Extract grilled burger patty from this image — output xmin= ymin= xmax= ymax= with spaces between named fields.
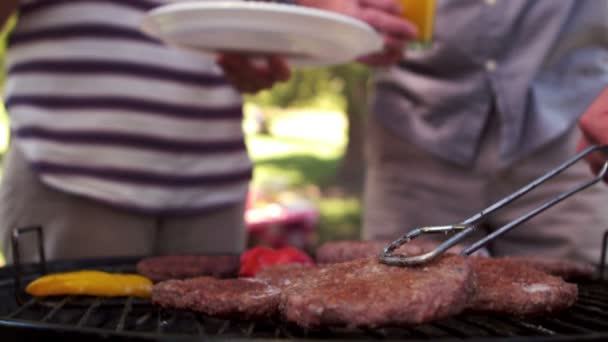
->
xmin=148 ymin=250 xmax=582 ymax=325
xmin=469 ymin=257 xmax=578 ymax=316
xmin=315 ymin=240 xmax=481 ymax=264
xmin=281 ymin=255 xmax=475 ymax=328
xmin=152 ymin=277 xmax=281 ymax=320
xmin=500 ymin=256 xmax=595 ymax=281
xmin=255 ymin=264 xmax=318 ymax=289
xmin=315 ymin=240 xmax=440 ymax=264
xmin=136 ymin=255 xmax=240 ymax=282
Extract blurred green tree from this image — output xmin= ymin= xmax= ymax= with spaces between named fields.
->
xmin=329 ymin=64 xmax=371 ymax=195
xmin=0 ymin=17 xmax=15 ymax=87
xmin=248 ymin=63 xmax=372 ymax=195
xmin=0 ymin=22 xmax=8 ymax=90
xmin=248 ymin=67 xmax=345 ymax=112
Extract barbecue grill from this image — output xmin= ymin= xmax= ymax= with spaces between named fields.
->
xmin=1 ymin=228 xmax=608 ymax=342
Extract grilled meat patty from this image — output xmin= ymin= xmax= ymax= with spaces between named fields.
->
xmin=152 ymin=277 xmax=281 ymax=320
xmin=315 ymin=240 xmax=439 ymax=264
xmin=500 ymin=256 xmax=595 ymax=281
xmin=136 ymin=255 xmax=240 ymax=282
xmin=281 ymin=255 xmax=475 ymax=328
xmin=469 ymin=257 xmax=578 ymax=316
xmin=315 ymin=240 xmax=481 ymax=264
xmin=255 ymin=263 xmax=318 ymax=289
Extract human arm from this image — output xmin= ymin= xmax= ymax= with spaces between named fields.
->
xmin=297 ymin=0 xmax=417 ymax=66
xmin=217 ymin=0 xmax=416 ymax=94
xmin=576 ymin=88 xmax=608 ymax=176
xmin=0 ymin=0 xmax=18 ymax=30
xmin=216 ymin=55 xmax=290 ymax=94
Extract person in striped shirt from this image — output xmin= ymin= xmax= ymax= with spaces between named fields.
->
xmin=0 ymin=0 xmax=415 ymax=263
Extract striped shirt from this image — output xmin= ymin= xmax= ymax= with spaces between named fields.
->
xmin=4 ymin=0 xmax=252 ymax=215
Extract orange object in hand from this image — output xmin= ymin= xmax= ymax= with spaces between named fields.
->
xmin=26 ymin=270 xmax=153 ymax=298
xmin=397 ymin=0 xmax=437 ymax=43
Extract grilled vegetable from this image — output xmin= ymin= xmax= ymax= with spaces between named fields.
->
xmin=26 ymin=270 xmax=152 ymax=298
xmin=239 ymin=246 xmax=314 ymax=277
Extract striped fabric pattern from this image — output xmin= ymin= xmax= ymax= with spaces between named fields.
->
xmin=4 ymin=0 xmax=252 ymax=215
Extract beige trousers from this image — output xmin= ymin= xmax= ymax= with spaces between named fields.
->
xmin=363 ymin=115 xmax=608 ymax=263
xmin=0 ymin=144 xmax=247 ymax=264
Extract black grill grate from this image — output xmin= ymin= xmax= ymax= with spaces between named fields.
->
xmin=1 ymin=228 xmax=608 ymax=341
xmin=1 ymin=259 xmax=608 ymax=342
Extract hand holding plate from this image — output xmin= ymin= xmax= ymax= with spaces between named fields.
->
xmin=217 ymin=54 xmax=291 ymax=94
xmin=299 ymin=0 xmax=417 ymax=66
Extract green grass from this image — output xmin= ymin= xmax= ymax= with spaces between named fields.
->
xmin=0 ymin=104 xmax=8 ymax=265
xmin=245 ymin=107 xmax=362 ymax=245
xmin=0 ymin=103 xmax=8 ymax=152
xmin=316 ymin=197 xmax=362 ymax=243
xmin=246 ymin=109 xmax=346 ymax=188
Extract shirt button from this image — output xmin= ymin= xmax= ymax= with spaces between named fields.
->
xmin=485 ymin=59 xmax=497 ymax=72
xmin=485 ymin=0 xmax=497 ymax=5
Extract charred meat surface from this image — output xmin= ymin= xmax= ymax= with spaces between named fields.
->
xmin=500 ymin=256 xmax=595 ymax=281
xmin=315 ymin=239 xmax=480 ymax=264
xmin=136 ymin=255 xmax=239 ymax=282
xmin=315 ymin=240 xmax=440 ymax=264
xmin=281 ymin=255 xmax=475 ymax=328
xmin=255 ymin=263 xmax=318 ymax=289
xmin=152 ymin=277 xmax=281 ymax=320
xmin=469 ymin=257 xmax=578 ymax=316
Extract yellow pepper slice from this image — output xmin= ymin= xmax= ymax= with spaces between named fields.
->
xmin=26 ymin=270 xmax=152 ymax=298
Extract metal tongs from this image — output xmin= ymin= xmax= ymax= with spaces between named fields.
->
xmin=380 ymin=145 xmax=608 ymax=267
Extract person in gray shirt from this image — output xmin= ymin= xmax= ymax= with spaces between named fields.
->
xmin=365 ymin=0 xmax=608 ymax=263
xmin=221 ymin=0 xmax=607 ymax=263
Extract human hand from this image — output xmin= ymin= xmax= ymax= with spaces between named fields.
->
xmin=217 ymin=54 xmax=291 ymax=94
xmin=299 ymin=0 xmax=417 ymax=66
xmin=576 ymin=88 xmax=608 ymax=177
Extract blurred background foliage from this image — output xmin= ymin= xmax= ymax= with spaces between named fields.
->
xmin=248 ymin=63 xmax=371 ymax=112
xmin=0 ymin=19 xmax=11 ymax=162
xmin=245 ymin=63 xmax=372 ymax=245
xmin=0 ymin=20 xmax=11 ymax=265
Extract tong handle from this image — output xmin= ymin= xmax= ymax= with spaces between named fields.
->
xmin=11 ymin=226 xmax=47 ymax=304
xmin=380 ymin=145 xmax=608 ymax=267
xmin=462 ymin=160 xmax=608 ymax=256
xmin=381 ymin=225 xmax=474 ymax=266
xmin=600 ymin=230 xmax=608 ymax=280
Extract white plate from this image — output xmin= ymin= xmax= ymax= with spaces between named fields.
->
xmin=140 ymin=1 xmax=383 ymax=67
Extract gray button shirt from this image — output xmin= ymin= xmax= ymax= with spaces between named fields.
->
xmin=373 ymin=0 xmax=608 ymax=167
